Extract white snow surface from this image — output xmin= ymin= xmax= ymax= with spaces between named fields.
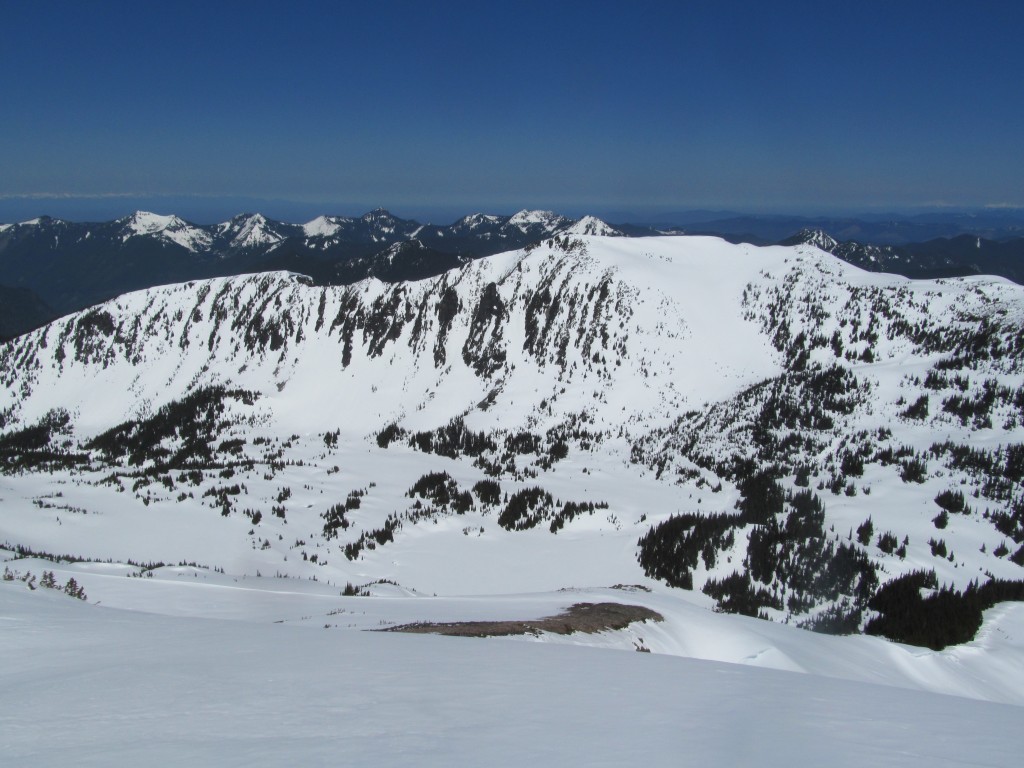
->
xmin=2 ymin=236 xmax=786 ymax=434
xmin=119 ymin=210 xmax=213 ymax=251
xmin=3 ymin=234 xmax=1024 ymax=763
xmin=562 ymin=215 xmax=623 ymax=236
xmin=507 ymin=208 xmax=570 ymax=233
xmin=302 ymin=214 xmax=349 ymax=238
xmin=217 ymin=213 xmax=284 ymax=249
xmin=0 ymin=579 xmax=1021 ymax=767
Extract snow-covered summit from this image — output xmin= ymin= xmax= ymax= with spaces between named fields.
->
xmin=506 ymin=209 xmax=571 ymax=234
xmin=217 ymin=213 xmax=286 ymax=250
xmin=455 ymin=213 xmax=502 ymax=231
xmin=118 ymin=211 xmax=212 ymax=252
xmin=0 ymin=236 xmax=786 ymax=434
xmin=8 ymin=233 xmax=1019 ymax=443
xmin=354 ymin=208 xmax=421 ymax=242
xmin=561 ymin=216 xmax=623 ymax=237
xmin=302 ymin=215 xmax=350 ymax=238
xmin=788 ymin=228 xmax=840 ymax=252
xmin=361 ymin=208 xmax=400 ymax=225
xmin=12 ymin=217 xmax=58 ymax=227
xmin=0 ymin=216 xmax=66 ymax=233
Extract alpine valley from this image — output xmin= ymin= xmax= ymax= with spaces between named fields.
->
xmin=3 ymin=226 xmax=1024 ymax=765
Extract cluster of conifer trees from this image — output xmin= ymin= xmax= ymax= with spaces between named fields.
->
xmin=866 ymin=570 xmax=1024 ymax=649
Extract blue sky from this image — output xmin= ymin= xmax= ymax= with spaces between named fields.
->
xmin=2 ymin=0 xmax=1022 ymax=223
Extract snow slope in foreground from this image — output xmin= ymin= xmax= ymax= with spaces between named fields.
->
xmin=8 ymin=549 xmax=1024 ymax=706
xmin=1 ymin=585 xmax=1020 ymax=768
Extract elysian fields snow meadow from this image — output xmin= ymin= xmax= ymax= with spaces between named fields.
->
xmin=3 ymin=228 xmax=1024 ymax=765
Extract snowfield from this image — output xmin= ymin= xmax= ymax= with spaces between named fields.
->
xmin=2 ymin=233 xmax=1024 ymax=763
xmin=2 ymin=583 xmax=1022 ymax=768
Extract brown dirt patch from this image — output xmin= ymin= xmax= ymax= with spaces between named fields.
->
xmin=382 ymin=602 xmax=662 ymax=638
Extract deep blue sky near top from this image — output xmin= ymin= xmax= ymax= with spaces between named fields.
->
xmin=1 ymin=0 xmax=1022 ymax=224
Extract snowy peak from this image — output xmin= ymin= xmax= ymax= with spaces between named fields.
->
xmin=361 ymin=209 xmax=393 ymax=229
xmin=506 ymin=209 xmax=572 ymax=235
xmin=360 ymin=208 xmax=399 ymax=227
xmin=121 ymin=211 xmax=182 ymax=236
xmin=1 ymin=237 xmax=772 ymax=436
xmin=561 ymin=215 xmax=623 ymax=237
xmin=500 ymin=211 xmax=619 ymax=239
xmin=10 ymin=216 xmax=62 ymax=228
xmin=1 ymin=219 xmax=49 ymax=232
xmin=780 ymin=229 xmax=925 ymax=276
xmin=302 ymin=215 xmax=351 ymax=238
xmin=118 ymin=211 xmax=212 ymax=252
xmin=454 ymin=213 xmax=502 ymax=231
xmin=787 ymin=228 xmax=840 ymax=252
xmin=351 ymin=208 xmax=421 ymax=243
xmin=443 ymin=213 xmax=507 ymax=240
xmin=217 ymin=213 xmax=290 ymax=251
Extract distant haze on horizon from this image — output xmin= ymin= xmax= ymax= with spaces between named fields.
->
xmin=2 ymin=1 xmax=1022 ymax=220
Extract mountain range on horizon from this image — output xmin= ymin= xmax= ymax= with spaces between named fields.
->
xmin=0 ymin=208 xmax=622 ymax=320
xmin=4 ymin=207 xmax=1024 ymax=344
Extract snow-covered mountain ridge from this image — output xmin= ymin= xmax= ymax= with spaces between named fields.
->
xmin=3 ymin=207 xmax=601 ymax=253
xmin=119 ymin=211 xmax=213 ymax=252
xmin=782 ymin=227 xmax=1024 ymax=283
xmin=2 ymin=234 xmax=1024 ymax=655
xmin=0 ymin=208 xmax=621 ymax=316
xmin=0 ymin=235 xmax=786 ymax=434
xmin=6 ymin=208 xmax=1024 ymax=324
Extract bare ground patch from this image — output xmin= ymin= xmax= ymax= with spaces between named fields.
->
xmin=382 ymin=602 xmax=662 ymax=638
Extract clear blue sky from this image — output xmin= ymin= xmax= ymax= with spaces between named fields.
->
xmin=2 ymin=0 xmax=1022 ymax=223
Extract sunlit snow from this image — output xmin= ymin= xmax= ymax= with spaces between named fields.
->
xmin=119 ymin=210 xmax=213 ymax=251
xmin=2 ymin=233 xmax=1024 ymax=764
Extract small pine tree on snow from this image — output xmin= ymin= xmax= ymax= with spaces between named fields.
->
xmin=856 ymin=517 xmax=874 ymax=546
xmin=63 ymin=577 xmax=86 ymax=600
